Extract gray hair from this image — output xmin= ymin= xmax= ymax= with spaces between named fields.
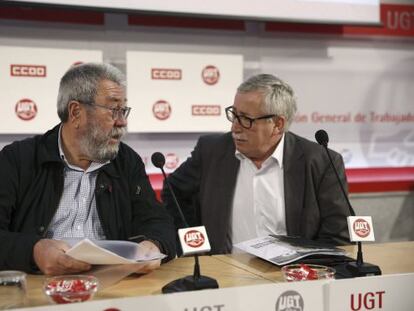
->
xmin=237 ymin=74 xmax=297 ymax=131
xmin=57 ymin=63 xmax=126 ymax=122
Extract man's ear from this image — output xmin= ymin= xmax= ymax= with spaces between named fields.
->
xmin=67 ymin=100 xmax=82 ymax=127
xmin=272 ymin=116 xmax=285 ymax=136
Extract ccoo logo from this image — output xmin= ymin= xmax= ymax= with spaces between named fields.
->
xmin=10 ymin=64 xmax=46 ymax=77
xmin=276 ymin=290 xmax=304 ymax=311
xmin=184 ymin=230 xmax=205 ymax=248
xmin=353 ymin=218 xmax=371 ymax=238
xmin=15 ymin=98 xmax=38 ymax=121
xmin=191 ymin=105 xmax=221 ymax=116
xmin=152 ymin=100 xmax=171 ymax=120
xmin=151 ymin=68 xmax=182 ymax=80
xmin=201 ymin=65 xmax=220 ymax=85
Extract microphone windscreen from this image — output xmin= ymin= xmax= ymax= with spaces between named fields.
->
xmin=315 ymin=129 xmax=329 ymax=147
xmin=151 ymin=152 xmax=166 ymax=168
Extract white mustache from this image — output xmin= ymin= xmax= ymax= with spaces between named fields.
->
xmin=110 ymin=127 xmax=127 ymax=140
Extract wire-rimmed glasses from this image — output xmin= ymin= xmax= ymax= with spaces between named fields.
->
xmin=81 ymin=102 xmax=131 ymax=120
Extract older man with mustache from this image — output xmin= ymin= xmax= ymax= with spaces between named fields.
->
xmin=0 ymin=63 xmax=176 ymax=275
xmin=162 ymin=74 xmax=351 ymax=254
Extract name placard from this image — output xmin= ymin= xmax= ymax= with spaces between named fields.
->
xmin=16 ymin=273 xmax=414 ymax=311
xmin=17 ymin=280 xmax=326 ymax=311
xmin=328 ymin=273 xmax=414 ymax=311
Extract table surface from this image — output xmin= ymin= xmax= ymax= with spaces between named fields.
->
xmin=24 ymin=241 xmax=414 ymax=307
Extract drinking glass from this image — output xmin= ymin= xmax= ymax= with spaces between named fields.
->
xmin=0 ymin=271 xmax=27 ymax=309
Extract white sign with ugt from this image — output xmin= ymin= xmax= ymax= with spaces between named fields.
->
xmin=347 ymin=216 xmax=375 ymax=242
xmin=178 ymin=225 xmax=211 ymax=256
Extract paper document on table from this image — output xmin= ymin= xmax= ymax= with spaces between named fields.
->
xmin=65 ymin=239 xmax=166 ymax=265
xmin=234 ymin=235 xmax=347 ymax=266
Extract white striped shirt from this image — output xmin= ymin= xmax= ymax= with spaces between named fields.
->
xmin=46 ymin=126 xmax=107 ymax=240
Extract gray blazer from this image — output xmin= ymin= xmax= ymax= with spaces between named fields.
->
xmin=162 ymin=131 xmax=351 ymax=254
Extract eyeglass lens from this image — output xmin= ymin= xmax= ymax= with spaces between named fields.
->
xmin=226 ymin=108 xmax=252 ymax=129
xmin=112 ymin=107 xmax=131 ymax=120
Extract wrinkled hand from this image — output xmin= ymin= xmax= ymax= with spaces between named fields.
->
xmin=133 ymin=240 xmax=162 ymax=274
xmin=33 ymin=239 xmax=91 ymax=275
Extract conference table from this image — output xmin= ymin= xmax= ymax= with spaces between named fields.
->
xmin=22 ymin=241 xmax=414 ymax=308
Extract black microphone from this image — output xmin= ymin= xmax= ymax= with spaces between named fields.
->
xmin=315 ymin=129 xmax=329 ymax=148
xmin=151 ymin=151 xmax=166 ymax=168
xmin=315 ymin=129 xmax=381 ymax=277
xmin=151 ymin=152 xmax=188 ymax=228
xmin=151 ymin=152 xmax=218 ymax=293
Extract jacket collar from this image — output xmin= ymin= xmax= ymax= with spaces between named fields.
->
xmin=37 ymin=124 xmax=64 ymax=167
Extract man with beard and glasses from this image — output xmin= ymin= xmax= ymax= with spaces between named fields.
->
xmin=162 ymin=74 xmax=351 ymax=255
xmin=0 ymin=63 xmax=176 ymax=275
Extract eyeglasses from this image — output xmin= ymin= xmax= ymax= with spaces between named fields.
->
xmin=225 ymin=106 xmax=276 ymax=129
xmin=81 ymin=102 xmax=131 ymax=120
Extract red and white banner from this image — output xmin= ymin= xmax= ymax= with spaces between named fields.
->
xmin=265 ymin=0 xmax=414 ymax=38
xmin=343 ymin=2 xmax=414 ymax=37
xmin=0 ymin=46 xmax=102 ymax=133
xmin=126 ymin=51 xmax=243 ymax=133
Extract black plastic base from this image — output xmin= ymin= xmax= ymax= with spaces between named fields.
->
xmin=346 ymin=261 xmax=382 ymax=277
xmin=162 ymin=275 xmax=219 ymax=293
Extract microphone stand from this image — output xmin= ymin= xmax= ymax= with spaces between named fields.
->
xmin=155 ymin=155 xmax=219 ymax=293
xmin=162 ymin=253 xmax=218 ymax=293
xmin=317 ymin=132 xmax=381 ymax=277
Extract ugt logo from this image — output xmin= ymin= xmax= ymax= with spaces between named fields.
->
xmin=184 ymin=230 xmax=205 ymax=248
xmin=201 ymin=65 xmax=220 ymax=85
xmin=276 ymin=290 xmax=304 ymax=311
xmin=353 ymin=218 xmax=371 ymax=238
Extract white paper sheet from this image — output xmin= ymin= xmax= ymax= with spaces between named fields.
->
xmin=234 ymin=236 xmax=347 ymax=266
xmin=65 ymin=239 xmax=166 ymax=265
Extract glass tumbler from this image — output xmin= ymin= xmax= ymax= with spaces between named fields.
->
xmin=0 ymin=271 xmax=27 ymax=310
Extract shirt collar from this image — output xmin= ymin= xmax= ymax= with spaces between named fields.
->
xmin=235 ymin=133 xmax=285 ymax=168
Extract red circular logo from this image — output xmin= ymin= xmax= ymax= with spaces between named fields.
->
xmin=72 ymin=61 xmax=84 ymax=67
xmin=152 ymin=100 xmax=171 ymax=120
xmin=202 ymin=65 xmax=220 ymax=85
xmin=165 ymin=153 xmax=179 ymax=170
xmin=184 ymin=230 xmax=205 ymax=248
xmin=353 ymin=218 xmax=371 ymax=238
xmin=15 ymin=98 xmax=37 ymax=121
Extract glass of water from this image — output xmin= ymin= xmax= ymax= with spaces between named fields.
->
xmin=0 ymin=271 xmax=27 ymax=309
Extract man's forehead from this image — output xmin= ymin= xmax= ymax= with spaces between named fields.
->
xmin=97 ymin=79 xmax=125 ymax=90
xmin=97 ymin=80 xmax=126 ymax=99
xmin=234 ymin=91 xmax=265 ymax=114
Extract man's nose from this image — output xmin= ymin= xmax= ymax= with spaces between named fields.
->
xmin=114 ymin=117 xmax=127 ymax=127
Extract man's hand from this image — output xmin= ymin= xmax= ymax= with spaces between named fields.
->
xmin=133 ymin=240 xmax=162 ymax=273
xmin=33 ymin=239 xmax=91 ymax=275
